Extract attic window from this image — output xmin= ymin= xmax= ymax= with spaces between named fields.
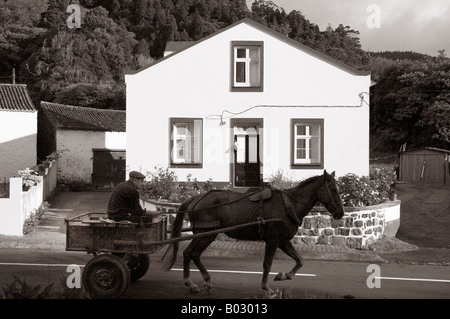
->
xmin=231 ymin=41 xmax=263 ymax=92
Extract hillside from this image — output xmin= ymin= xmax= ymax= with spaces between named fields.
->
xmin=1 ymin=0 xmax=449 ymax=155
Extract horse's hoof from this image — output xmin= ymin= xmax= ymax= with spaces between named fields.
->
xmin=274 ymin=272 xmax=285 ymax=281
xmin=189 ymin=286 xmax=200 ymax=293
xmin=185 ymin=282 xmax=200 ymax=293
xmin=204 ymin=283 xmax=213 ymax=292
xmin=203 ymin=283 xmax=212 ymax=291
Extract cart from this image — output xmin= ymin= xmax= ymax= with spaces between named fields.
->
xmin=66 ymin=211 xmax=281 ymax=299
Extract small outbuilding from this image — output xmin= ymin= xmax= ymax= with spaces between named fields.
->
xmin=399 ymin=147 xmax=450 ymax=184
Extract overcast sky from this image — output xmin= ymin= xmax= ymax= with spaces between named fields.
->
xmin=255 ymin=0 xmax=450 ymax=56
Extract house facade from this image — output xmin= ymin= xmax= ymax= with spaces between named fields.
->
xmin=125 ymin=18 xmax=371 ymax=189
xmin=39 ymin=102 xmax=126 ymax=188
xmin=0 ymin=84 xmax=37 ymax=179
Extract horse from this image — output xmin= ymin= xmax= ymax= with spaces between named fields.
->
xmin=162 ymin=170 xmax=345 ymax=294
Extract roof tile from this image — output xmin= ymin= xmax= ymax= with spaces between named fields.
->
xmin=40 ymin=101 xmax=125 ymax=132
xmin=0 ymin=84 xmax=36 ymax=112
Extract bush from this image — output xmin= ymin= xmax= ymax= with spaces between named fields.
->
xmin=267 ymin=169 xmax=298 ymax=190
xmin=143 ymin=166 xmax=216 ymax=202
xmin=336 ymin=168 xmax=396 ymax=207
xmin=23 ymin=201 xmax=50 ymax=235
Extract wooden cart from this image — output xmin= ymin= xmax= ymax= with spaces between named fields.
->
xmin=66 ymin=211 xmax=280 ymax=299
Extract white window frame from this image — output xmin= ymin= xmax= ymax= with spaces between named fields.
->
xmin=291 ymin=119 xmax=324 ymax=168
xmin=231 ymin=41 xmax=263 ymax=92
xmin=170 ymin=118 xmax=202 ymax=167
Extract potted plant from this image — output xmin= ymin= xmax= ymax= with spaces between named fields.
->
xmin=18 ymin=168 xmax=41 ymax=191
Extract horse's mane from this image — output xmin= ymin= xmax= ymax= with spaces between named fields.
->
xmin=293 ymin=175 xmax=322 ymax=189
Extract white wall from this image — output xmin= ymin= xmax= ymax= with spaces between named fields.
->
xmin=0 ymin=111 xmax=37 ymax=178
xmin=57 ymin=130 xmax=126 ymax=183
xmin=0 ymin=177 xmax=43 ymax=236
xmin=126 ymin=21 xmax=370 ymax=183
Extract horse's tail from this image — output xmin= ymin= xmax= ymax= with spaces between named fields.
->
xmin=161 ymin=197 xmax=194 ymax=271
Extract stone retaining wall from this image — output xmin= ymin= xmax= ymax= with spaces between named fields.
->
xmin=142 ymin=198 xmax=401 ymax=249
xmin=293 ymin=200 xmax=401 ymax=248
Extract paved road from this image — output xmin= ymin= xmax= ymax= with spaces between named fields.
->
xmin=0 ymin=248 xmax=449 ymax=300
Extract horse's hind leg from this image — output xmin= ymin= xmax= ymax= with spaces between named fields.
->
xmin=274 ymin=240 xmax=303 ymax=281
xmin=261 ymin=240 xmax=279 ymax=293
xmin=183 ymin=235 xmax=217 ymax=293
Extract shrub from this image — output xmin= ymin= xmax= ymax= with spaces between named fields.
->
xmin=1 ymin=275 xmax=54 ymax=299
xmin=336 ymin=168 xmax=396 ymax=207
xmin=23 ymin=201 xmax=50 ymax=235
xmin=143 ymin=167 xmax=217 ymax=202
xmin=143 ymin=166 xmax=178 ymax=200
xmin=267 ymin=169 xmax=298 ymax=189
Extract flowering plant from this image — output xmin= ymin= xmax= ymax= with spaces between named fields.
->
xmin=336 ymin=168 xmax=396 ymax=207
xmin=18 ymin=168 xmax=41 ymax=187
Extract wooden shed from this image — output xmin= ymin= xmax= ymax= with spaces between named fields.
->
xmin=399 ymin=147 xmax=450 ymax=184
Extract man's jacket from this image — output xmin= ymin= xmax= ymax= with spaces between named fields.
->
xmin=107 ymin=180 xmax=145 ymax=220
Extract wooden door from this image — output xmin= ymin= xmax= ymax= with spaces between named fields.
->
xmin=92 ymin=149 xmax=126 ymax=189
xmin=234 ymin=125 xmax=261 ymax=187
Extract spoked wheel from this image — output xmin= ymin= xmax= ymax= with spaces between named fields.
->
xmin=82 ymin=254 xmax=130 ymax=299
xmin=112 ymin=253 xmax=150 ymax=282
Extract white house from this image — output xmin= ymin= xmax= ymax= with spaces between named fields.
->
xmin=125 ymin=18 xmax=371 ymax=189
xmin=39 ymin=102 xmax=126 ymax=189
xmin=0 ymin=84 xmax=37 ymax=179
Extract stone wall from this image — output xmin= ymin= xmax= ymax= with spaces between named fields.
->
xmin=293 ymin=200 xmax=401 ymax=249
xmin=141 ymin=198 xmax=401 ymax=249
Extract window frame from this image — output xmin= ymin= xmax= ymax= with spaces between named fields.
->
xmin=290 ymin=119 xmax=324 ymax=169
xmin=169 ymin=118 xmax=203 ymax=168
xmin=230 ymin=41 xmax=264 ymax=92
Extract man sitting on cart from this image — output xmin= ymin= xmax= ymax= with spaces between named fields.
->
xmin=107 ymin=171 xmax=153 ymax=223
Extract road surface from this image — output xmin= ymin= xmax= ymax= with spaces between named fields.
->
xmin=0 ymin=248 xmax=449 ymax=300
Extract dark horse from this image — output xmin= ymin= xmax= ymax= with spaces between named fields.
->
xmin=163 ymin=170 xmax=344 ymax=293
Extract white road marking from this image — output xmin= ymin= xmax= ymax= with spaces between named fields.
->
xmin=171 ymin=268 xmax=317 ymax=277
xmin=0 ymin=262 xmax=84 ymax=267
xmin=377 ymin=276 xmax=450 ymax=283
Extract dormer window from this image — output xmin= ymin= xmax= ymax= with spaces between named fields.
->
xmin=231 ymin=41 xmax=263 ymax=92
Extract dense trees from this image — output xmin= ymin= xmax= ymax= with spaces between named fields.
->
xmin=1 ymin=0 xmax=449 ymax=153
xmin=370 ymin=53 xmax=450 ymax=153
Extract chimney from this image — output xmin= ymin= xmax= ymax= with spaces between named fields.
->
xmin=12 ymin=68 xmax=15 ymax=84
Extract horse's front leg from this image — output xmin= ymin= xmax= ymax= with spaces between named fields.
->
xmin=261 ymin=240 xmax=279 ymax=294
xmin=274 ymin=240 xmax=303 ymax=281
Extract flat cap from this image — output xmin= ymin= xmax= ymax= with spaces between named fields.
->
xmin=129 ymin=171 xmax=145 ymax=179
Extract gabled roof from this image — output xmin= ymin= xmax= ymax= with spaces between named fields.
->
xmin=0 ymin=84 xmax=36 ymax=112
xmin=40 ymin=101 xmax=125 ymax=132
xmin=127 ymin=18 xmax=370 ymax=76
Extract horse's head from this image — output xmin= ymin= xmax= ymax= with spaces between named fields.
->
xmin=317 ymin=170 xmax=345 ymax=220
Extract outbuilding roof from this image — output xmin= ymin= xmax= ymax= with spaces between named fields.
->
xmin=400 ymin=147 xmax=450 ymax=154
xmin=0 ymin=84 xmax=36 ymax=112
xmin=40 ymin=101 xmax=125 ymax=132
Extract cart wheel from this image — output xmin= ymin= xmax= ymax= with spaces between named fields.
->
xmin=113 ymin=253 xmax=150 ymax=282
xmin=83 ymin=254 xmax=130 ymax=299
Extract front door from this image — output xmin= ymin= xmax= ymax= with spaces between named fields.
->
xmin=233 ymin=123 xmax=261 ymax=187
xmin=92 ymin=149 xmax=126 ymax=189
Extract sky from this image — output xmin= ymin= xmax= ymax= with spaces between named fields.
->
xmin=251 ymin=0 xmax=450 ymax=56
